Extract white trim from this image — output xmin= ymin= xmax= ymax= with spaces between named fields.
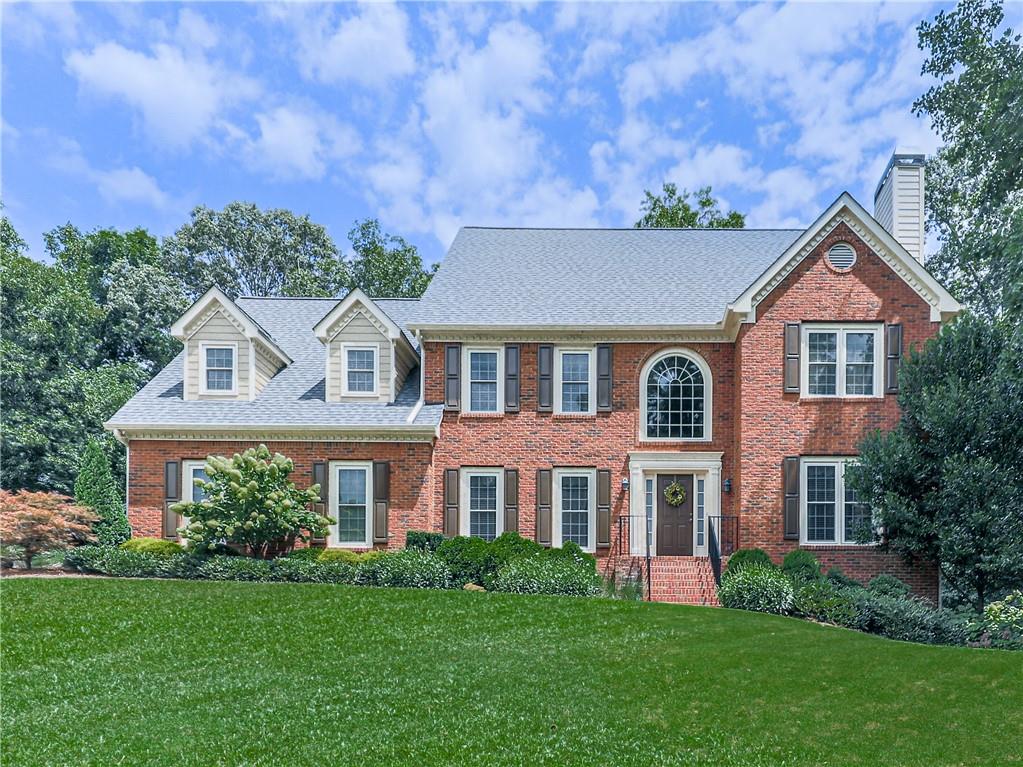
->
xmin=248 ymin=339 xmax=256 ymax=401
xmin=170 ymin=286 xmax=291 ymax=364
xmin=800 ymin=323 xmax=883 ymax=399
xmin=181 ymin=459 xmax=209 ymax=542
xmin=407 ymin=329 xmax=425 ymax=424
xmin=462 ymin=346 xmax=504 ymax=413
xmin=340 ymin=343 xmax=380 ymax=397
xmin=103 ymin=423 xmax=440 ymax=443
xmin=458 ymin=467 xmax=504 ymax=540
xmin=552 ymin=468 xmax=597 ymax=553
xmin=799 ymin=456 xmax=874 ymax=546
xmin=198 ymin=341 xmax=239 ymax=396
xmin=554 ymin=347 xmax=597 ymax=415
xmin=328 ymin=460 xmax=374 ymax=548
xmin=638 ymin=347 xmax=713 ymax=443
xmin=313 ymin=288 xmax=402 ymax=342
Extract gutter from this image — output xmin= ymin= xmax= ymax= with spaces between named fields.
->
xmin=406 ymin=327 xmax=425 ymax=425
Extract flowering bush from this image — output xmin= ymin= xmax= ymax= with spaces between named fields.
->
xmin=718 ymin=565 xmax=794 ymax=615
xmin=975 ymin=590 xmax=1023 ymax=649
xmin=0 ymin=490 xmax=98 ymax=569
xmin=172 ymin=445 xmax=330 ymax=558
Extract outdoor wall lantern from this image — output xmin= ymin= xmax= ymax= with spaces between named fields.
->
xmin=723 ymin=478 xmax=733 ymax=493
xmin=621 ymin=477 xmax=630 ymax=491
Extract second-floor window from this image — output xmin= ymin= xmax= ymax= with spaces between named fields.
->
xmin=342 ymin=345 xmax=378 ymax=396
xmin=463 ymin=348 xmax=503 ymax=413
xmin=801 ymin=324 xmax=882 ymax=398
xmin=642 ymin=349 xmax=711 ymax=441
xmin=201 ymin=345 xmax=236 ymax=394
xmin=555 ymin=348 xmax=595 ymax=415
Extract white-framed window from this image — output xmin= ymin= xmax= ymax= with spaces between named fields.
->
xmin=462 ymin=347 xmax=503 ymax=413
xmin=459 ymin=468 xmax=503 ymax=541
xmin=640 ymin=348 xmax=713 ymax=441
xmin=328 ymin=461 xmax=373 ymax=548
xmin=341 ymin=344 xmax=378 ymax=396
xmin=182 ymin=460 xmax=210 ymax=503
xmin=553 ymin=468 xmax=596 ymax=553
xmin=199 ymin=343 xmax=237 ymax=395
xmin=801 ymin=324 xmax=883 ymax=398
xmin=800 ymin=457 xmax=873 ymax=545
xmin=696 ymin=478 xmax=706 ymax=548
xmin=554 ymin=348 xmax=596 ymax=415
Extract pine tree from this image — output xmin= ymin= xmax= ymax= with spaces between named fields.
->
xmin=74 ymin=439 xmax=130 ymax=545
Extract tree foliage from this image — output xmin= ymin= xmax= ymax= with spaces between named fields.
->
xmin=0 ymin=490 xmax=97 ymax=569
xmin=846 ymin=315 xmax=1023 ymax=610
xmin=172 ymin=445 xmax=330 ymax=558
xmin=914 ymin=0 xmax=1023 ymax=318
xmin=345 ymin=218 xmax=436 ymax=298
xmin=635 ymin=184 xmax=745 ymax=229
xmin=74 ymin=439 xmax=130 ymax=545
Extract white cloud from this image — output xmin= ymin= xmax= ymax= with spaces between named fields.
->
xmin=44 ymin=136 xmax=170 ymax=210
xmin=240 ymin=105 xmax=361 ymax=181
xmin=3 ymin=2 xmax=79 ymax=48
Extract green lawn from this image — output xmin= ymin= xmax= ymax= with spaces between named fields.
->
xmin=2 ymin=579 xmax=1020 ymax=766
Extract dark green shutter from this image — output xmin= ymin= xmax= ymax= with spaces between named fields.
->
xmin=537 ymin=345 xmax=553 ymax=412
xmin=373 ymin=461 xmax=389 ymax=544
xmin=536 ymin=469 xmax=552 ymax=545
xmin=311 ymin=461 xmax=328 ymax=546
xmin=784 ymin=323 xmax=800 ymax=393
xmin=443 ymin=468 xmax=459 ymax=537
xmin=783 ymin=456 xmax=800 ymax=540
xmin=504 ymin=469 xmax=519 ymax=533
xmin=596 ymin=345 xmax=612 ymax=412
xmin=885 ymin=324 xmax=902 ymax=394
xmin=505 ymin=345 xmax=520 ymax=413
xmin=596 ymin=469 xmax=611 ymax=548
xmin=444 ymin=344 xmax=461 ymax=410
xmin=163 ymin=460 xmax=181 ymax=539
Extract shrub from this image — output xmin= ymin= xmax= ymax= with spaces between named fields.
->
xmin=792 ymin=580 xmax=858 ymax=626
xmin=436 ymin=536 xmax=492 ymax=586
xmin=405 ymin=531 xmax=445 ymax=552
xmin=868 ymin=574 xmax=912 ymax=598
xmin=100 ymin=549 xmax=184 ymax=578
xmin=173 ymin=445 xmax=329 ymax=558
xmin=0 ymin=490 xmax=98 ymax=569
xmin=120 ymin=537 xmax=184 ymax=556
xmin=842 ymin=587 xmax=971 ymax=645
xmin=825 ymin=567 xmax=861 ymax=589
xmin=359 ymin=550 xmax=451 ymax=589
xmin=284 ymin=547 xmax=323 ymax=561
xmin=717 ymin=565 xmax=794 ymax=614
xmin=547 ymin=540 xmax=598 ymax=572
xmin=317 ymin=548 xmax=378 ymax=565
xmin=196 ymin=556 xmax=272 ymax=582
xmin=782 ymin=550 xmax=823 ymax=583
xmin=487 ymin=532 xmax=544 ymax=570
xmin=975 ymin=590 xmax=1023 ymax=649
xmin=492 ymin=556 xmax=603 ymax=597
xmin=74 ymin=438 xmax=130 ymax=545
xmin=724 ymin=548 xmax=774 ymax=578
xmin=268 ymin=557 xmax=357 ymax=585
xmin=63 ymin=545 xmax=111 ymax=573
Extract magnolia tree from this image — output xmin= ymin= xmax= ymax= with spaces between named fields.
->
xmin=172 ymin=445 xmax=330 ymax=559
xmin=0 ymin=490 xmax=98 ymax=569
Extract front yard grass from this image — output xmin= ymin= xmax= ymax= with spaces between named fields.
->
xmin=2 ymin=578 xmax=1020 ymax=766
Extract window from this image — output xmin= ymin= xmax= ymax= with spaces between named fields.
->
xmin=183 ymin=461 xmax=209 ymax=503
xmin=800 ymin=458 xmax=873 ymax=545
xmin=553 ymin=469 xmax=596 ymax=552
xmin=696 ymin=478 xmax=706 ymax=548
xmin=801 ymin=325 xmax=882 ymax=398
xmin=341 ymin=345 xmax=378 ymax=396
xmin=201 ymin=344 xmax=236 ymax=394
xmin=642 ymin=350 xmax=711 ymax=441
xmin=459 ymin=469 xmax=503 ymax=541
xmin=329 ymin=462 xmax=373 ymax=548
xmin=554 ymin=348 xmax=596 ymax=414
xmin=462 ymin=348 xmax=503 ymax=413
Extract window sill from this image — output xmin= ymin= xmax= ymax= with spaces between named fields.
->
xmin=552 ymin=412 xmax=597 ymax=420
xmin=458 ymin=411 xmax=505 ymax=419
xmin=799 ymin=542 xmax=878 ymax=549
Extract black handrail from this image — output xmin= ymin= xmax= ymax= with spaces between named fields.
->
xmin=707 ymin=515 xmax=739 ymax=584
xmin=614 ymin=514 xmax=653 ymax=601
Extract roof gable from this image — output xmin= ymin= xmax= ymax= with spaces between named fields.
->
xmin=313 ymin=288 xmax=405 ymax=344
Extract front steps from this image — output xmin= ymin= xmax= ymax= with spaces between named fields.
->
xmin=610 ymin=556 xmax=720 ymax=606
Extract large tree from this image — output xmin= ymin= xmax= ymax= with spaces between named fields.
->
xmin=914 ymin=0 xmax=1023 ymax=318
xmin=846 ymin=315 xmax=1023 ymax=611
xmin=345 ymin=218 xmax=436 ymax=298
xmin=163 ymin=202 xmax=344 ymax=299
xmin=634 ymin=184 xmax=745 ymax=229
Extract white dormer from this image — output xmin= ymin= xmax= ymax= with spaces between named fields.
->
xmin=170 ymin=287 xmax=292 ymax=401
xmin=313 ymin=289 xmax=418 ymax=404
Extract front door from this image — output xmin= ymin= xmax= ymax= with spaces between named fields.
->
xmin=657 ymin=474 xmax=694 ymax=556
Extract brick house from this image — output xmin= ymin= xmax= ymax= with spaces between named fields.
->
xmin=106 ymin=152 xmax=961 ymax=603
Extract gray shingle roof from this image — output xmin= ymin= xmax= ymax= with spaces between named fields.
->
xmin=106 ymin=296 xmax=441 ymax=431
xmin=411 ymin=227 xmax=804 ymax=327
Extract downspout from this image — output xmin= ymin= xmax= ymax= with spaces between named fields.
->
xmin=406 ymin=329 xmax=425 ymax=424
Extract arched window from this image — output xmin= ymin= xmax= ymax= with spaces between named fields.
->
xmin=642 ymin=351 xmax=711 ymax=440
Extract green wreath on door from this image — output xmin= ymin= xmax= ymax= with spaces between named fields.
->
xmin=663 ymin=480 xmax=687 ymax=507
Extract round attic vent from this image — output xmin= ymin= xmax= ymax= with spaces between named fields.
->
xmin=826 ymin=242 xmax=857 ymax=270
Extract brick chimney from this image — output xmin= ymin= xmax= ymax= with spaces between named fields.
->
xmin=873 ymin=149 xmax=925 ymax=263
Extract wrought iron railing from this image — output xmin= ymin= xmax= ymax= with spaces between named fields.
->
xmin=614 ymin=514 xmax=652 ymax=601
xmin=707 ymin=515 xmax=739 ymax=584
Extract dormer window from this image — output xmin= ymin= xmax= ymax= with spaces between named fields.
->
xmin=342 ymin=345 xmax=378 ymax=396
xmin=200 ymin=344 xmax=237 ymax=395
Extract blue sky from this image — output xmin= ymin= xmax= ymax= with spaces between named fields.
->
xmin=2 ymin=1 xmax=950 ymax=265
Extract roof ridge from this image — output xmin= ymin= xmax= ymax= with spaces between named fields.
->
xmin=237 ymin=295 xmax=421 ymax=302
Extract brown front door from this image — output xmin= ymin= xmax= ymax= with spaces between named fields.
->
xmin=657 ymin=474 xmax=694 ymax=556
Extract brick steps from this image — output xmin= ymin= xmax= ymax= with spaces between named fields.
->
xmin=644 ymin=556 xmax=720 ymax=606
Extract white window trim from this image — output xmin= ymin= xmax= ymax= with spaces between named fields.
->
xmin=799 ymin=457 xmax=874 ymax=546
xmin=181 ymin=459 xmax=210 ymax=543
xmin=800 ymin=323 xmax=883 ymax=399
xmin=638 ymin=348 xmax=714 ymax=443
xmin=328 ymin=461 xmax=374 ymax=549
xmin=552 ymin=468 xmax=597 ymax=553
xmin=458 ymin=467 xmax=504 ymax=540
xmin=461 ymin=346 xmax=504 ymax=413
xmin=340 ymin=343 xmax=379 ymax=397
xmin=554 ymin=347 xmax=597 ymax=415
xmin=199 ymin=341 xmax=238 ymax=396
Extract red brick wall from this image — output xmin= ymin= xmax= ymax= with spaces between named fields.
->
xmin=734 ymin=222 xmax=940 ymax=599
xmin=127 ymin=439 xmax=434 ymax=549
